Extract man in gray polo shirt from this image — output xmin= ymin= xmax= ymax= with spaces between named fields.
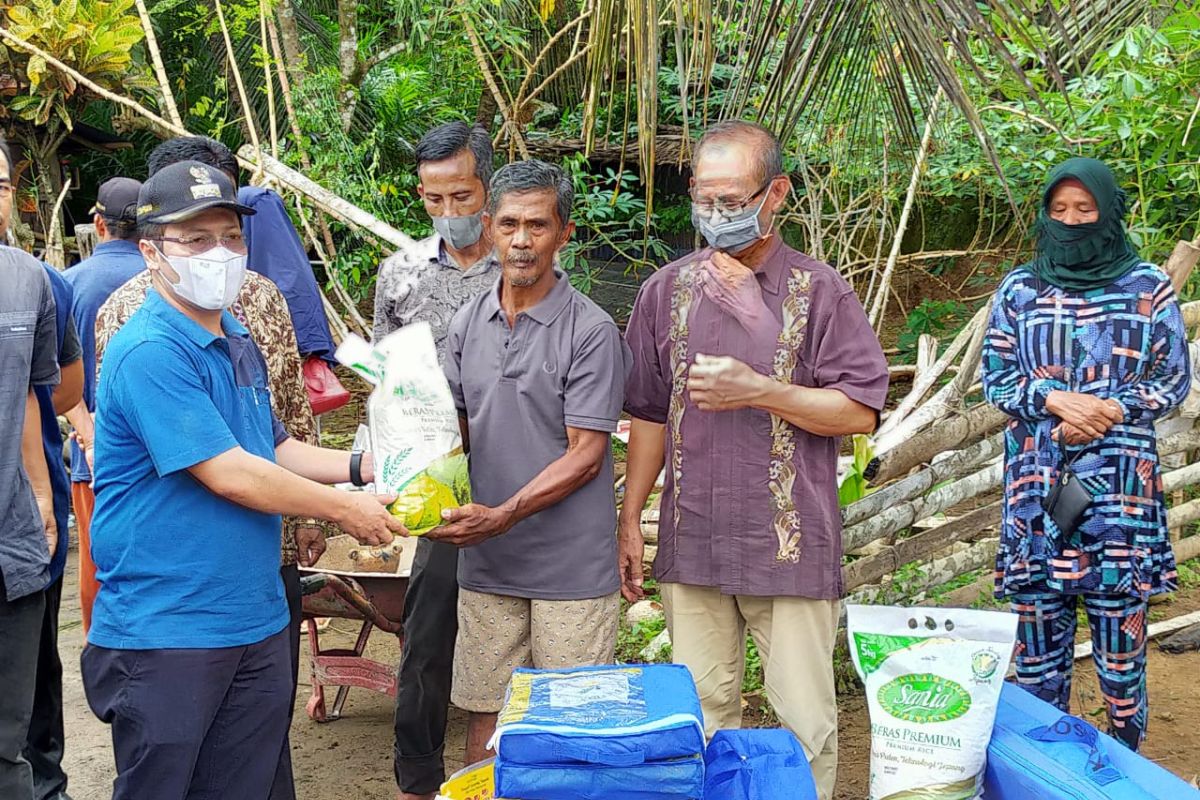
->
xmin=0 ymin=239 xmax=62 ymax=799
xmin=427 ymin=159 xmax=629 ymax=764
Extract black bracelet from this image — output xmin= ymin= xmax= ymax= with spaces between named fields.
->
xmin=349 ymin=451 xmax=366 ymax=487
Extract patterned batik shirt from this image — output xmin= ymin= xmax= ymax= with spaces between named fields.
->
xmin=624 ymin=237 xmax=890 ymax=599
xmin=95 ymin=270 xmax=318 ymax=566
xmin=982 ymin=263 xmax=1191 ymax=600
xmin=372 ymin=233 xmax=500 ymax=362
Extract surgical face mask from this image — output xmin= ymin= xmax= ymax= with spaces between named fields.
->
xmin=153 ymin=244 xmax=247 ymax=311
xmin=691 ymin=190 xmax=773 ymax=253
xmin=432 ymin=211 xmax=484 ymax=250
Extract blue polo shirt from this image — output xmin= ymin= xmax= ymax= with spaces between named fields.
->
xmin=39 ymin=264 xmax=81 ymax=583
xmin=89 ymin=289 xmax=290 ymax=649
xmin=63 ymin=239 xmax=146 ymax=483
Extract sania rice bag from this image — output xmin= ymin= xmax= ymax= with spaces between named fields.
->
xmin=336 ymin=323 xmax=469 ymax=534
xmin=847 ymin=605 xmax=1017 ymax=800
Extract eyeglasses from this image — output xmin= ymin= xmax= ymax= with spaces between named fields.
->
xmin=689 ymin=176 xmax=778 ymax=217
xmin=157 ymin=234 xmax=247 ymax=255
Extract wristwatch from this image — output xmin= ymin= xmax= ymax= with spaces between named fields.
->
xmin=349 ymin=451 xmax=367 ymax=487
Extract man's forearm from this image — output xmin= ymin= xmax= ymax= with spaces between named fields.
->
xmin=496 ymin=431 xmax=609 ymax=529
xmin=191 ymin=447 xmax=355 ymax=522
xmin=22 ymin=390 xmax=53 ymax=512
xmin=275 ymin=437 xmax=354 ymax=485
xmin=618 ymin=418 xmax=666 ymax=527
xmin=53 ymin=359 xmax=84 ymax=415
xmin=751 ymin=378 xmax=876 ymax=437
xmin=65 ymin=401 xmax=94 ymax=446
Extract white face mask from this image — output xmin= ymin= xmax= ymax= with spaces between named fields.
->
xmin=153 ymin=244 xmax=248 ymax=311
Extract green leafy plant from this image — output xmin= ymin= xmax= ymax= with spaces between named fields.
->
xmin=897 ymin=299 xmax=969 ymax=363
xmin=838 ymin=434 xmax=876 ymax=506
xmin=0 ymin=0 xmax=152 ymax=236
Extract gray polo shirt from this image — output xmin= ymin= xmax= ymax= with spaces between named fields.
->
xmin=445 ymin=273 xmax=630 ymax=600
xmin=0 ymin=246 xmax=61 ymax=601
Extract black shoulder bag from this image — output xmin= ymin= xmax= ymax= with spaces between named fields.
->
xmin=1041 ymin=434 xmax=1093 ymax=537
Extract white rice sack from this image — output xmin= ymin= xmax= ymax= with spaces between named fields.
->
xmin=847 ymin=605 xmax=1017 ymax=800
xmin=336 ymin=324 xmax=469 ymax=535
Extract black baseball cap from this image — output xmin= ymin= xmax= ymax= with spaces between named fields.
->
xmin=89 ymin=176 xmax=142 ymax=222
xmin=135 ymin=159 xmax=255 ymax=225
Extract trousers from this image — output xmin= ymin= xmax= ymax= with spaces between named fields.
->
xmin=1010 ymin=590 xmax=1148 ymax=751
xmin=660 ymin=583 xmax=840 ymax=800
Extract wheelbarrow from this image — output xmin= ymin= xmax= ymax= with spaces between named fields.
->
xmin=299 ymin=534 xmax=417 ymax=722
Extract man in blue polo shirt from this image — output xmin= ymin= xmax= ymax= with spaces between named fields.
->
xmin=81 ymin=161 xmax=405 ymax=800
xmin=62 ymin=176 xmax=145 ymax=638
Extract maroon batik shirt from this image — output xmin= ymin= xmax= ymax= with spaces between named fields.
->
xmin=624 ymin=237 xmax=889 ymax=598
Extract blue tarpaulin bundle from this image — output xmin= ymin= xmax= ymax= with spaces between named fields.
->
xmin=984 ymin=683 xmax=1200 ymax=799
xmin=492 ymin=664 xmax=706 ymax=800
xmin=703 ymin=729 xmax=818 ymax=800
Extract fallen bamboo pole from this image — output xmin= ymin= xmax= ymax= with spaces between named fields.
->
xmin=844 ymin=460 xmax=1003 ymax=553
xmin=869 ymin=403 xmax=1007 ymax=483
xmin=874 ymin=301 xmax=992 ymax=455
xmin=843 ymin=433 xmax=1003 ymax=527
xmin=848 ymin=537 xmax=998 ymax=606
xmin=239 ymin=148 xmax=415 ymax=252
xmin=844 ymin=500 xmax=1001 ymax=591
xmin=876 ymin=305 xmax=986 ymax=439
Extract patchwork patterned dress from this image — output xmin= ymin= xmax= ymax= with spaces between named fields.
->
xmin=983 ymin=263 xmax=1191 ymax=750
xmin=983 ymin=263 xmax=1190 ymax=600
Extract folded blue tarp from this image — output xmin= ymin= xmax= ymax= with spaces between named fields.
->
xmin=703 ymin=729 xmax=818 ymax=800
xmin=984 ymin=682 xmax=1200 ymax=799
xmin=492 ymin=664 xmax=705 ymax=800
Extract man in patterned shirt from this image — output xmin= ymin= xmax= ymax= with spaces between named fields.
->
xmin=621 ymin=122 xmax=889 ymax=800
xmin=373 ymin=122 xmax=500 ymax=800
xmin=93 ymin=138 xmax=322 ymax=800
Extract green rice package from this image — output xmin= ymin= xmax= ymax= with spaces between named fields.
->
xmin=847 ymin=604 xmax=1017 ymax=800
xmin=336 ymin=323 xmax=470 ymax=534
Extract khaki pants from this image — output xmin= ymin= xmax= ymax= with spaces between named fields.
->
xmin=661 ymin=582 xmax=840 ymax=800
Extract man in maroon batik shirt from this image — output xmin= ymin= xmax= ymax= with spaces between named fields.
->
xmin=620 ymin=120 xmax=888 ymax=800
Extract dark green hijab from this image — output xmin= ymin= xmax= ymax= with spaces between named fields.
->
xmin=1031 ymin=157 xmax=1142 ymax=291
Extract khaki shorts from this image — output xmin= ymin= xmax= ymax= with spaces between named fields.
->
xmin=451 ymin=587 xmax=620 ymax=713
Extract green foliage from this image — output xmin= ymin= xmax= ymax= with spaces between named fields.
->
xmin=2 ymin=0 xmax=149 ymax=128
xmin=897 ymin=299 xmax=969 ymax=362
xmin=838 ymin=434 xmax=875 ymax=507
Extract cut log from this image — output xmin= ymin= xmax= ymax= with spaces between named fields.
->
xmin=876 ymin=305 xmax=985 ymax=439
xmin=1164 ymin=461 xmax=1200 ymax=494
xmin=1183 ymin=301 xmax=1200 ymax=328
xmin=1168 ymin=497 xmax=1200 ymax=531
xmin=848 ymin=537 xmax=998 ymax=606
xmin=1175 ymin=533 xmax=1200 ymax=563
xmin=237 ymin=148 xmax=416 ymax=252
xmin=915 ymin=334 xmax=938 ymax=383
xmin=843 ymin=461 xmax=1002 ymax=553
xmin=843 ymin=433 xmax=1002 ymax=527
xmin=869 ymin=403 xmax=1007 ymax=484
xmin=1163 ymin=238 xmax=1200 ymax=296
xmin=844 ymin=501 xmax=1001 ymax=591
xmin=873 ymin=302 xmax=992 ymax=456
xmin=1160 ymin=427 xmax=1200 ymax=458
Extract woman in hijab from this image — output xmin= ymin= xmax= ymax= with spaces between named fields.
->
xmin=982 ymin=157 xmax=1191 ymax=751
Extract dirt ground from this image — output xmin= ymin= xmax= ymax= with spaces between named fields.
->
xmin=58 ymin=542 xmax=1200 ymax=799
